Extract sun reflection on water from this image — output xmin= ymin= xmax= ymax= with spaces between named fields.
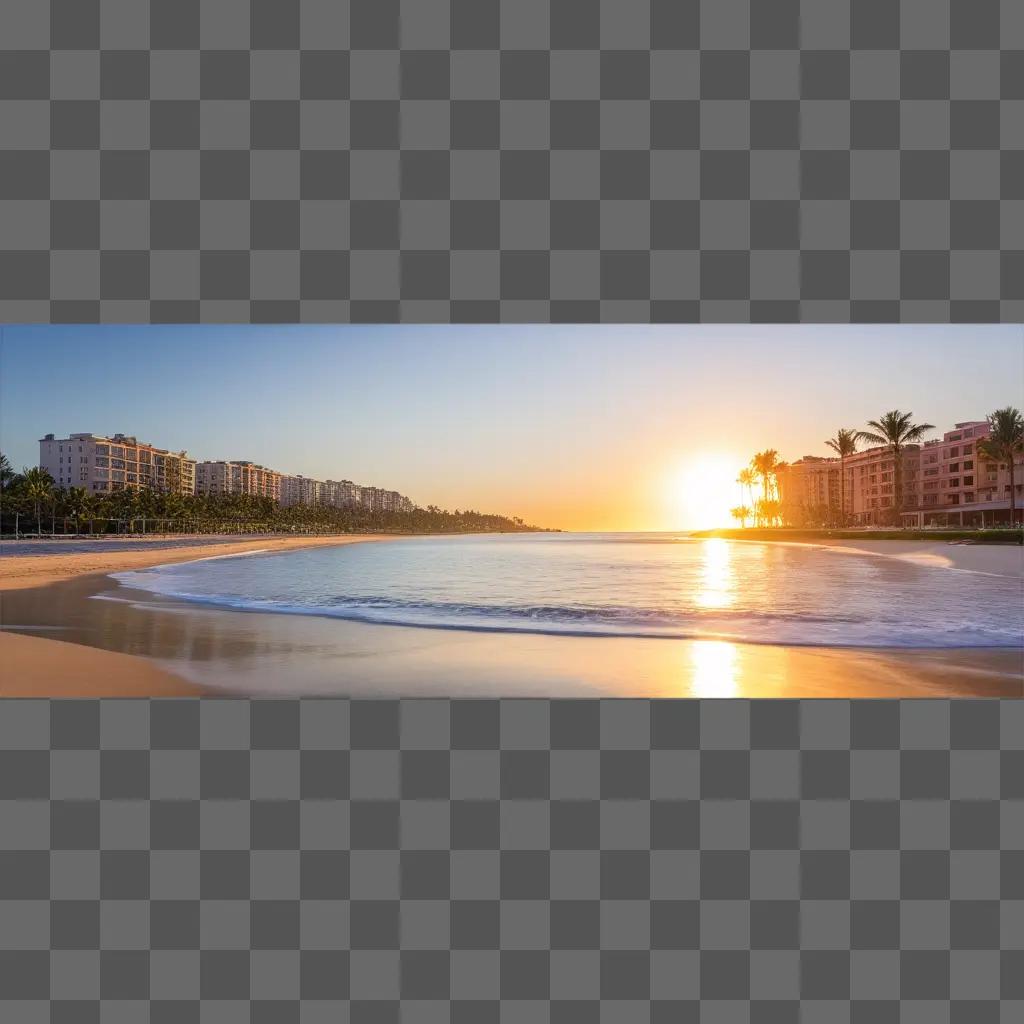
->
xmin=695 ymin=537 xmax=735 ymax=609
xmin=689 ymin=639 xmax=739 ymax=698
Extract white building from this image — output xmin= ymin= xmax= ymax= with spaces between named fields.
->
xmin=39 ymin=433 xmax=196 ymax=496
xmin=195 ymin=461 xmax=282 ymax=502
xmin=280 ymin=474 xmax=324 ymax=507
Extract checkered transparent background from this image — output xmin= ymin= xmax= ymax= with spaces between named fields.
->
xmin=2 ymin=1 xmax=1023 ymax=1018
xmin=0 ymin=0 xmax=1021 ymax=323
xmin=1 ymin=698 xmax=1022 ymax=1021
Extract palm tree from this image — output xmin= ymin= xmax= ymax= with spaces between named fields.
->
xmin=63 ymin=486 xmax=93 ymax=534
xmin=731 ymin=505 xmax=751 ymax=528
xmin=825 ymin=428 xmax=859 ymax=527
xmin=975 ymin=406 xmax=1024 ymax=526
xmin=19 ymin=467 xmax=54 ymax=533
xmin=751 ymin=450 xmax=780 ymax=525
xmin=857 ymin=411 xmax=935 ymax=523
xmin=737 ymin=468 xmax=756 ymax=512
xmin=0 ymin=452 xmax=14 ymax=492
xmin=773 ymin=460 xmax=789 ymax=501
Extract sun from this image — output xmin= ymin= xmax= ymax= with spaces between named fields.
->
xmin=674 ymin=454 xmax=742 ymax=531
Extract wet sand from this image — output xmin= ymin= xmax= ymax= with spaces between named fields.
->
xmin=0 ymin=629 xmax=205 ymax=697
xmin=780 ymin=537 xmax=1024 ymax=578
xmin=0 ymin=534 xmax=391 ymax=696
xmin=2 ymin=568 xmax=1021 ymax=698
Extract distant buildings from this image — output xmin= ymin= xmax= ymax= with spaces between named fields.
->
xmin=38 ymin=433 xmax=416 ymax=512
xmin=195 ymin=461 xmax=282 ymax=502
xmin=359 ymin=486 xmax=413 ymax=513
xmin=322 ymin=479 xmax=362 ymax=507
xmin=778 ymin=419 xmax=1023 ymax=527
xmin=280 ymin=475 xmax=323 ymax=508
xmin=39 ymin=433 xmax=196 ymax=496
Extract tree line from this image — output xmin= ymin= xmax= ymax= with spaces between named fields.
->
xmin=0 ymin=456 xmax=546 ymax=537
xmin=730 ymin=407 xmax=1023 ymax=529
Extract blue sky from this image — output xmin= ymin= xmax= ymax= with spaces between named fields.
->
xmin=2 ymin=324 xmax=1021 ymax=529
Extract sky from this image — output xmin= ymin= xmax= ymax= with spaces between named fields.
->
xmin=2 ymin=324 xmax=1022 ymax=531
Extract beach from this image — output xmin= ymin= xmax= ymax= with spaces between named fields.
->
xmin=750 ymin=536 xmax=1024 ymax=578
xmin=0 ymin=534 xmax=390 ymax=696
xmin=0 ymin=533 xmax=391 ymax=590
xmin=1 ymin=534 xmax=1021 ymax=698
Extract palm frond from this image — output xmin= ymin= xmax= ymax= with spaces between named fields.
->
xmin=855 ymin=431 xmax=887 ymax=446
xmin=901 ymin=423 xmax=935 ymax=442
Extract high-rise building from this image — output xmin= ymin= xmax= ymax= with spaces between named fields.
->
xmin=844 ymin=443 xmax=922 ymax=525
xmin=39 ymin=433 xmax=196 ymax=495
xmin=195 ymin=461 xmax=282 ymax=502
xmin=279 ymin=475 xmax=324 ymax=507
xmin=359 ymin=486 xmax=410 ymax=513
xmin=781 ymin=418 xmax=1022 ymax=527
xmin=778 ymin=456 xmax=842 ymax=524
xmin=322 ymin=479 xmax=362 ymax=508
xmin=39 ymin=433 xmax=421 ymax=516
xmin=903 ymin=420 xmax=1023 ymax=527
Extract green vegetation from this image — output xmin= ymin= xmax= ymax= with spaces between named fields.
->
xmin=692 ymin=527 xmax=1023 ymax=545
xmin=855 ymin=410 xmax=935 ymax=520
xmin=824 ymin=427 xmax=860 ymax=527
xmin=750 ymin=449 xmax=781 ymax=526
xmin=730 ymin=505 xmax=752 ymax=528
xmin=0 ymin=460 xmax=546 ymax=537
xmin=975 ymin=407 xmax=1024 ymax=525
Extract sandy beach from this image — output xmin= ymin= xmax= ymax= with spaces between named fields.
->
xmin=0 ymin=630 xmax=206 ymax=697
xmin=0 ymin=534 xmax=390 ymax=696
xmin=1 ymin=534 xmax=1021 ymax=698
xmin=764 ymin=537 xmax=1024 ymax=578
xmin=0 ymin=533 xmax=391 ymax=590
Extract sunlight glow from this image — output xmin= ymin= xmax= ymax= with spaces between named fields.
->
xmin=689 ymin=640 xmax=739 ymax=698
xmin=695 ymin=537 xmax=735 ymax=609
xmin=674 ymin=455 xmax=742 ymax=530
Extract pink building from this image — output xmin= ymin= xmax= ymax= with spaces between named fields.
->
xmin=845 ymin=444 xmax=921 ymax=525
xmin=778 ymin=457 xmax=842 ymax=525
xmin=902 ymin=421 xmax=1023 ymax=527
xmin=778 ymin=416 xmax=1022 ymax=527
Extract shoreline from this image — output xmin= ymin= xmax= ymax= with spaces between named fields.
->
xmin=1 ymin=533 xmax=1021 ymax=698
xmin=0 ymin=534 xmax=393 ymax=696
xmin=0 ymin=532 xmax=394 ymax=591
xmin=697 ymin=534 xmax=1024 ymax=578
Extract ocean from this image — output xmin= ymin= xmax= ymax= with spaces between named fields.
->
xmin=110 ymin=532 xmax=1024 ymax=650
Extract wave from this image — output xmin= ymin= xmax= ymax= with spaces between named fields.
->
xmin=106 ymin=577 xmax=1023 ymax=649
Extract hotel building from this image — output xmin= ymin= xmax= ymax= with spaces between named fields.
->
xmin=360 ymin=486 xmax=413 ymax=513
xmin=779 ymin=418 xmax=1023 ymax=527
xmin=323 ymin=479 xmax=363 ymax=508
xmin=280 ymin=474 xmax=324 ymax=508
xmin=901 ymin=420 xmax=1024 ymax=527
xmin=845 ymin=444 xmax=921 ymax=525
xmin=777 ymin=457 xmax=842 ymax=525
xmin=39 ymin=433 xmax=196 ymax=495
xmin=40 ymin=432 xmax=419 ymax=516
xmin=195 ymin=461 xmax=282 ymax=502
